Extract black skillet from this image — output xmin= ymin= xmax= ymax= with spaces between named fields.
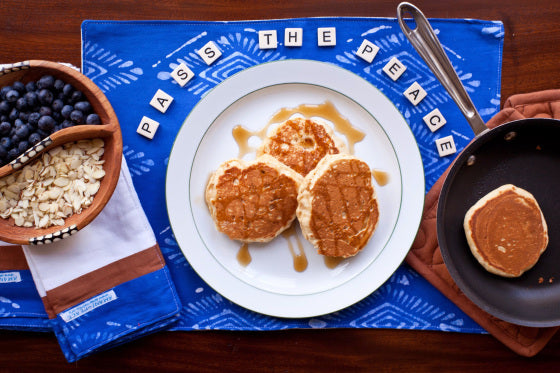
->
xmin=398 ymin=2 xmax=560 ymax=327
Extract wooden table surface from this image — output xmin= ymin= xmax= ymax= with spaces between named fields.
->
xmin=2 ymin=0 xmax=560 ymax=371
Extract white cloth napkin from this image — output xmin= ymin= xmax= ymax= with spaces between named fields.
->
xmin=21 ymin=157 xmax=181 ymax=362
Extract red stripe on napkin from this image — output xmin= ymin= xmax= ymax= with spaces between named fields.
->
xmin=42 ymin=244 xmax=165 ymax=318
xmin=0 ymin=245 xmax=28 ymax=270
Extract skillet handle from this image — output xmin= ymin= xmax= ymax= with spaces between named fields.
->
xmin=397 ymin=2 xmax=488 ymax=136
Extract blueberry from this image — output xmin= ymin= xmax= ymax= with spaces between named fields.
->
xmin=25 ymin=81 xmax=37 ymax=92
xmin=52 ymin=111 xmax=62 ymax=122
xmin=7 ymin=148 xmax=19 ymax=160
xmin=0 ymin=86 xmax=11 ymax=100
xmin=9 ymin=108 xmax=20 ymax=121
xmin=17 ymin=141 xmax=29 ymax=153
xmin=15 ymin=97 xmax=28 ymax=111
xmin=0 ymin=122 xmax=11 ymax=135
xmin=10 ymin=134 xmax=19 ymax=145
xmin=74 ymin=101 xmax=92 ymax=113
xmin=0 ymin=101 xmax=10 ymax=115
xmin=39 ymin=106 xmax=52 ymax=117
xmin=12 ymin=81 xmax=26 ymax=94
xmin=61 ymin=105 xmax=73 ymax=118
xmin=18 ymin=111 xmax=30 ymax=122
xmin=14 ymin=119 xmax=24 ymax=128
xmin=38 ymin=89 xmax=53 ymax=105
xmin=0 ymin=145 xmax=7 ymax=159
xmin=54 ymin=79 xmax=65 ymax=92
xmin=62 ymin=83 xmax=74 ymax=98
xmin=38 ymin=115 xmax=56 ymax=132
xmin=86 ymin=113 xmax=101 ymax=125
xmin=24 ymin=91 xmax=38 ymax=108
xmin=61 ymin=119 xmax=74 ymax=129
xmin=52 ymin=98 xmax=64 ymax=112
xmin=70 ymin=109 xmax=84 ymax=123
xmin=70 ymin=90 xmax=83 ymax=104
xmin=0 ymin=137 xmax=11 ymax=149
xmin=37 ymin=75 xmax=55 ymax=90
xmin=5 ymin=90 xmax=20 ymax=103
xmin=15 ymin=124 xmax=29 ymax=139
xmin=28 ymin=112 xmax=41 ymax=126
xmin=28 ymin=132 xmax=41 ymax=145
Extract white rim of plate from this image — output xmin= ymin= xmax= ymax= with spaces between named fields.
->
xmin=166 ymin=59 xmax=425 ymax=318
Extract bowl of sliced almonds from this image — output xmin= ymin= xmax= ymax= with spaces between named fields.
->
xmin=0 ymin=60 xmax=122 ymax=245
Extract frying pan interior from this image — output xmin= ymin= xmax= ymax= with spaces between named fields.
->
xmin=438 ymin=118 xmax=560 ymax=326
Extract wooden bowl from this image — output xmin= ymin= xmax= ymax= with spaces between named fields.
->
xmin=0 ymin=60 xmax=122 ymax=245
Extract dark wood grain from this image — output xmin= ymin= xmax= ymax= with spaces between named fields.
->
xmin=2 ymin=0 xmax=560 ymax=370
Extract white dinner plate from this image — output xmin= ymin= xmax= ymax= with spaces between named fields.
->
xmin=166 ymin=59 xmax=424 ymax=318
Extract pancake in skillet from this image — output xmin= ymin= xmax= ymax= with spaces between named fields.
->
xmin=463 ymin=184 xmax=548 ymax=277
xmin=206 ymin=155 xmax=303 ymax=243
xmin=257 ymin=117 xmax=347 ymax=176
xmin=297 ymin=154 xmax=379 ymax=258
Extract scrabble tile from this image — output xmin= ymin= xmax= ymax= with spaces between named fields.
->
xmin=383 ymin=56 xmax=407 ymax=81
xmin=259 ymin=30 xmax=278 ymax=49
xmin=170 ymin=63 xmax=195 ymax=87
xmin=435 ymin=135 xmax=457 ymax=157
xmin=149 ymin=89 xmax=174 ymax=114
xmin=137 ymin=116 xmax=160 ymax=140
xmin=284 ymin=28 xmax=303 ymax=47
xmin=356 ymin=39 xmax=379 ymax=63
xmin=423 ymin=108 xmax=447 ymax=133
xmin=197 ymin=41 xmax=222 ymax=65
xmin=404 ymin=81 xmax=427 ymax=106
xmin=317 ymin=27 xmax=336 ymax=46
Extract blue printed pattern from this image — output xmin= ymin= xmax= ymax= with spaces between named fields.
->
xmin=0 ymin=18 xmax=503 ymax=334
xmin=52 ymin=267 xmax=181 ymax=362
xmin=80 ymin=18 xmax=503 ymax=333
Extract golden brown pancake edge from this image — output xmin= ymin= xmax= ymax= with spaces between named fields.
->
xmin=206 ymin=154 xmax=303 ymax=243
xmin=463 ymin=184 xmax=548 ymax=278
xmin=296 ymin=153 xmax=379 ymax=258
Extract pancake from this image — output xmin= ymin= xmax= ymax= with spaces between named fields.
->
xmin=463 ymin=184 xmax=548 ymax=278
xmin=257 ymin=117 xmax=347 ymax=176
xmin=206 ymin=154 xmax=303 ymax=243
xmin=297 ymin=154 xmax=379 ymax=258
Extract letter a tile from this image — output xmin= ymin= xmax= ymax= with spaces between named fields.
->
xmin=404 ymin=81 xmax=427 ymax=106
xmin=150 ymin=89 xmax=174 ymax=113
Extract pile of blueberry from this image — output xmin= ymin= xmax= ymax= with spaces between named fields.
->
xmin=0 ymin=74 xmax=101 ymax=167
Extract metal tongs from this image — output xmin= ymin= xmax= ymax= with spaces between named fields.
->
xmin=397 ymin=2 xmax=488 ymax=136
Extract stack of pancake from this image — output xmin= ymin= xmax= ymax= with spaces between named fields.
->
xmin=205 ymin=116 xmax=379 ymax=258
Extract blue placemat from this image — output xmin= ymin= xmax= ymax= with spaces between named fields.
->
xmin=0 ymin=17 xmax=503 ymax=333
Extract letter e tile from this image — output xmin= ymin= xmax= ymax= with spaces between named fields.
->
xmin=137 ymin=116 xmax=159 ymax=140
xmin=382 ymin=56 xmax=407 ymax=81
xmin=317 ymin=27 xmax=336 ymax=46
xmin=150 ymin=89 xmax=174 ymax=113
xmin=404 ymin=81 xmax=427 ymax=106
xmin=435 ymin=135 xmax=457 ymax=157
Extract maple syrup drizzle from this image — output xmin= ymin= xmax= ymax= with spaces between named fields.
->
xmin=282 ymin=224 xmax=308 ymax=272
xmin=236 ymin=243 xmax=252 ymax=267
xmin=372 ymin=169 xmax=390 ymax=186
xmin=230 ymin=102 xmax=376 ymax=271
xmin=267 ymin=101 xmax=365 ymax=154
xmin=323 ymin=256 xmax=345 ymax=269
